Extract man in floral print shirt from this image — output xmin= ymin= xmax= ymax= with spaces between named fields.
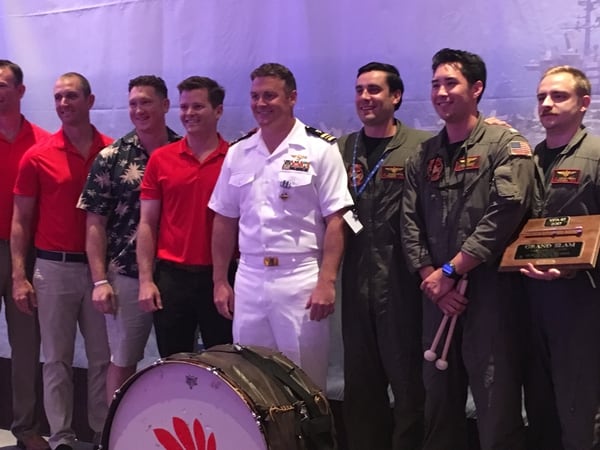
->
xmin=78 ymin=75 xmax=181 ymax=404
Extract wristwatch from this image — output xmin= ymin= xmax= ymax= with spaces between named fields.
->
xmin=441 ymin=262 xmax=461 ymax=280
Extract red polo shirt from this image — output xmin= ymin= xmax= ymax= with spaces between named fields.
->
xmin=141 ymin=135 xmax=228 ymax=265
xmin=14 ymin=127 xmax=113 ymax=252
xmin=0 ymin=117 xmax=50 ymax=240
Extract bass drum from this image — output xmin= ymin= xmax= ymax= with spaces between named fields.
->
xmin=101 ymin=344 xmax=336 ymax=450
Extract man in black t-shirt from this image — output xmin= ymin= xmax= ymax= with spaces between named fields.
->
xmin=338 ymin=62 xmax=431 ymax=450
xmin=521 ymin=65 xmax=600 ymax=450
xmin=401 ymin=49 xmax=533 ymax=450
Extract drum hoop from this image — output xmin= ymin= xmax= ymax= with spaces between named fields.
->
xmin=102 ymin=357 xmax=275 ymax=449
xmin=165 ymin=356 xmax=304 ymax=450
xmin=162 ymin=357 xmax=268 ymax=420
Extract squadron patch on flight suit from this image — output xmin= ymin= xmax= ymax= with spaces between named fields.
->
xmin=508 ymin=140 xmax=532 ymax=157
xmin=426 ymin=156 xmax=443 ymax=182
xmin=348 ymin=162 xmax=366 ymax=187
xmin=454 ymin=155 xmax=481 ymax=172
xmin=380 ymin=165 xmax=405 ymax=180
xmin=229 ymin=128 xmax=258 ymax=146
xmin=551 ymin=169 xmax=581 ymax=184
xmin=305 ymin=126 xmax=336 ymax=143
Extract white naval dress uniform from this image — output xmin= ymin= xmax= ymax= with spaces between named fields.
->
xmin=209 ymin=119 xmax=353 ymax=389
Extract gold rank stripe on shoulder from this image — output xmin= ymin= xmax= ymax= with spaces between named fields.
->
xmin=509 ymin=140 xmax=532 ymax=157
xmin=229 ymin=128 xmax=258 ymax=146
xmin=305 ymin=126 xmax=336 ymax=143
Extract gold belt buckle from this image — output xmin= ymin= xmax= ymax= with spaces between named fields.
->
xmin=263 ymin=256 xmax=279 ymax=267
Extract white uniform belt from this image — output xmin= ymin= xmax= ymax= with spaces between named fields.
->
xmin=240 ymin=253 xmax=319 ymax=268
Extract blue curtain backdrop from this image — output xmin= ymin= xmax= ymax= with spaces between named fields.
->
xmin=1 ymin=0 xmax=595 ymax=144
xmin=1 ymin=0 xmax=596 ymax=396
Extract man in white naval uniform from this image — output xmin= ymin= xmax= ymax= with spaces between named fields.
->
xmin=209 ymin=62 xmax=353 ymax=389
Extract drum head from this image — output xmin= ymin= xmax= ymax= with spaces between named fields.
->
xmin=106 ymin=360 xmax=267 ymax=450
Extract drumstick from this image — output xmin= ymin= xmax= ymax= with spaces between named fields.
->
xmin=435 ymin=315 xmax=457 ymax=370
xmin=435 ymin=277 xmax=468 ymax=371
xmin=424 ymin=315 xmax=449 ymax=361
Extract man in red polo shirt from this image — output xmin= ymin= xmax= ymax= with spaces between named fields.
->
xmin=137 ymin=76 xmax=232 ymax=357
xmin=11 ymin=72 xmax=113 ymax=450
xmin=0 ymin=59 xmax=50 ymax=450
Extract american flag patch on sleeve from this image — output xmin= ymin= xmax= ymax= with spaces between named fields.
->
xmin=509 ymin=140 xmax=532 ymax=156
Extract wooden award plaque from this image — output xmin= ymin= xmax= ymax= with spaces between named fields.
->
xmin=499 ymin=215 xmax=600 ymax=271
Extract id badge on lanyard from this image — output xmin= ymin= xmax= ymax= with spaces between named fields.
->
xmin=344 ymin=135 xmax=391 ymax=234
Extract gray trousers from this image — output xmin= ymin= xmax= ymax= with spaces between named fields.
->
xmin=34 ymin=258 xmax=110 ymax=448
xmin=0 ymin=240 xmax=43 ymax=440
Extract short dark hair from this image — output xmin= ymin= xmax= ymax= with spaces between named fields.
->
xmin=357 ymin=61 xmax=405 ymax=110
xmin=60 ymin=72 xmax=92 ymax=97
xmin=0 ymin=59 xmax=24 ymax=86
xmin=251 ymin=63 xmax=297 ymax=94
xmin=129 ymin=75 xmax=168 ymax=98
xmin=177 ymin=76 xmax=225 ymax=108
xmin=432 ymin=48 xmax=487 ymax=103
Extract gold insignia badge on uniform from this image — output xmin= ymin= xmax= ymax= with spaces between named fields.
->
xmin=229 ymin=128 xmax=258 ymax=146
xmin=551 ymin=169 xmax=581 ymax=184
xmin=426 ymin=156 xmax=443 ymax=182
xmin=282 ymin=160 xmax=310 ymax=171
xmin=508 ymin=140 xmax=532 ymax=157
xmin=454 ymin=155 xmax=480 ymax=172
xmin=348 ymin=163 xmax=365 ymax=187
xmin=305 ymin=126 xmax=336 ymax=143
xmin=380 ymin=166 xmax=405 ymax=180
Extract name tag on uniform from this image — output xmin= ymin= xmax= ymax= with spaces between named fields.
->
xmin=343 ymin=210 xmax=364 ymax=235
xmin=380 ymin=165 xmax=405 ymax=180
xmin=454 ymin=156 xmax=480 ymax=172
xmin=551 ymin=169 xmax=580 ymax=184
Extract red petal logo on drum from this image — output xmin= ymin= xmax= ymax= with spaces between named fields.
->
xmin=153 ymin=417 xmax=216 ymax=450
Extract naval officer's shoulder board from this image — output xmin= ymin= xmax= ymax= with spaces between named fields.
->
xmin=229 ymin=128 xmax=258 ymax=146
xmin=305 ymin=126 xmax=336 ymax=143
